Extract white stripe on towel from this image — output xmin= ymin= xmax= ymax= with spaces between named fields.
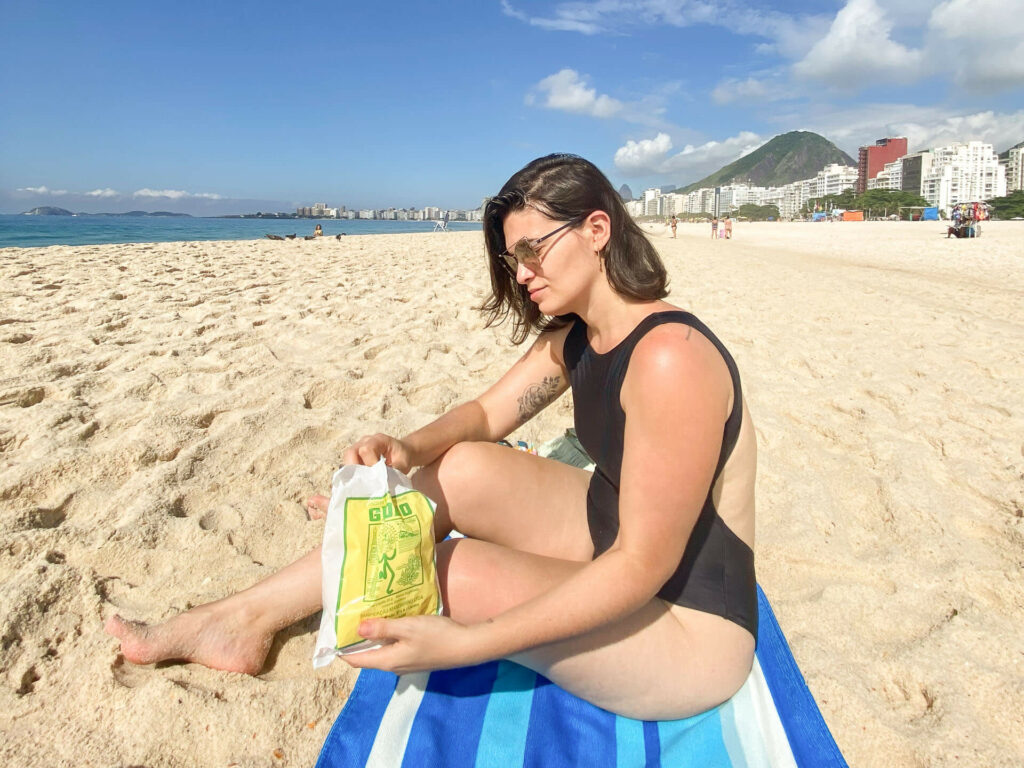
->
xmin=364 ymin=672 xmax=430 ymax=768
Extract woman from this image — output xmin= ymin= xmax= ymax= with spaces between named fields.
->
xmin=106 ymin=154 xmax=757 ymax=720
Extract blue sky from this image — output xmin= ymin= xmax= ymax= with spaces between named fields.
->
xmin=1 ymin=0 xmax=1022 ymax=215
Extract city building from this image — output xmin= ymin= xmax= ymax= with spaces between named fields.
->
xmin=866 ymin=159 xmax=903 ymax=191
xmin=811 ymin=163 xmax=859 ymax=199
xmin=900 ymin=151 xmax=933 ymax=197
xmin=642 ymin=188 xmax=661 ymax=216
xmin=919 ymin=141 xmax=1006 ymax=214
xmin=1006 ymin=146 xmax=1024 ymax=192
xmin=857 ymin=137 xmax=908 ymax=194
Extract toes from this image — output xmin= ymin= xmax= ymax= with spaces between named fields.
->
xmin=306 ymin=494 xmax=329 ymax=520
xmin=104 ymin=614 xmax=133 ymax=640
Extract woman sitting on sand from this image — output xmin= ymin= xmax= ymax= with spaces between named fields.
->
xmin=106 ymin=154 xmax=758 ymax=720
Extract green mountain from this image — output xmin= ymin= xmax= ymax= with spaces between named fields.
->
xmin=679 ymin=131 xmax=855 ymax=193
xmin=999 ymin=139 xmax=1024 ymax=161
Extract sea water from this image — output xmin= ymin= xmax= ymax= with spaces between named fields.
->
xmin=0 ymin=214 xmax=481 ymax=249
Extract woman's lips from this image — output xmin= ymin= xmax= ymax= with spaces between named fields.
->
xmin=528 ymin=286 xmax=544 ymax=301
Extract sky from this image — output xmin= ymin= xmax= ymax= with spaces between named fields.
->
xmin=1 ymin=0 xmax=1022 ymax=215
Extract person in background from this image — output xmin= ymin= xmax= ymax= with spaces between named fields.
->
xmin=724 ymin=217 xmax=733 ymax=240
xmin=670 ymin=215 xmax=678 ymax=238
xmin=314 ymin=224 xmax=323 ymax=237
xmin=711 ymin=216 xmax=718 ymax=239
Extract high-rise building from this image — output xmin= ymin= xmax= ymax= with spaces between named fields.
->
xmin=867 ymin=159 xmax=903 ymax=191
xmin=857 ymin=137 xmax=908 ymax=194
xmin=1007 ymin=146 xmax=1024 ymax=192
xmin=919 ymin=142 xmax=1006 ymax=214
xmin=812 ymin=163 xmax=859 ymax=199
xmin=900 ymin=151 xmax=933 ymax=197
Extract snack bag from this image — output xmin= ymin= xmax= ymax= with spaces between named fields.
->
xmin=313 ymin=458 xmax=442 ymax=668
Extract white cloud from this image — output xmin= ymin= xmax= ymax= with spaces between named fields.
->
xmin=614 ymin=130 xmax=764 ymax=176
xmin=793 ymin=0 xmax=924 ymax=84
xmin=527 ymin=69 xmax=624 ymax=118
xmin=926 ymin=0 xmax=1024 ymax=89
xmin=17 ymin=185 xmax=68 ymax=195
xmin=85 ymin=188 xmax=120 ymax=197
xmin=795 ymin=105 xmax=1024 ymax=156
xmin=500 ymin=0 xmax=602 ymax=34
xmin=614 ymin=133 xmax=675 ymax=173
xmin=503 ymin=1 xmax=830 ymax=58
xmin=133 ymin=188 xmax=223 ymax=200
xmin=711 ymin=77 xmax=791 ymax=105
xmin=791 ymin=0 xmax=1024 ymax=91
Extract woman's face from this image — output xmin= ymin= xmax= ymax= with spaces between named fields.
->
xmin=501 ymin=207 xmax=602 ymax=316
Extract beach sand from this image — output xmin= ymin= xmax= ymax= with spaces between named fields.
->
xmin=1 ymin=221 xmax=1022 ymax=767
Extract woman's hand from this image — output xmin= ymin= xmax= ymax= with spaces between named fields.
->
xmin=342 ymin=615 xmax=483 ymax=675
xmin=342 ymin=434 xmax=415 ymax=473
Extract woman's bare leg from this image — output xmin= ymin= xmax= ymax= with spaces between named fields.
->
xmin=105 ymin=547 xmax=322 ymax=674
xmin=437 ymin=536 xmax=754 ymax=720
xmin=107 ymin=442 xmax=594 ymax=674
xmin=414 ymin=442 xmax=594 ymax=560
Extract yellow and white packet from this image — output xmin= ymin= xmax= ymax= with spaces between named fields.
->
xmin=313 ymin=458 xmax=442 ymax=668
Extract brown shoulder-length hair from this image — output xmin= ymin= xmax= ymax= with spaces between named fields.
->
xmin=481 ymin=153 xmax=668 ymax=344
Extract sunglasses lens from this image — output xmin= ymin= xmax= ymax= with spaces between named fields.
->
xmin=513 ymin=240 xmax=539 ymax=268
xmin=501 ymin=253 xmax=517 ymax=272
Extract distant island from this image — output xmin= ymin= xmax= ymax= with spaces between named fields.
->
xmin=21 ymin=206 xmax=74 ymax=216
xmin=20 ymin=207 xmax=192 ymax=217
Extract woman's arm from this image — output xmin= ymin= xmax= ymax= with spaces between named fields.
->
xmin=344 ymin=324 xmax=572 ymax=471
xmin=463 ymin=323 xmax=732 ymax=659
xmin=351 ymin=323 xmax=734 ymax=670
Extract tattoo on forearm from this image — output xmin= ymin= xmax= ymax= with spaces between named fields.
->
xmin=516 ymin=376 xmax=561 ymax=424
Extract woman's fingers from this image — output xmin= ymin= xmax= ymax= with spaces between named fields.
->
xmin=358 ymin=443 xmax=382 ymax=466
xmin=358 ymin=617 xmax=396 ymax=640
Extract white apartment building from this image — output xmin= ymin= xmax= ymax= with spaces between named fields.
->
xmin=1006 ymin=146 xmax=1024 ymax=192
xmin=625 ymin=199 xmax=645 ymax=217
xmin=719 ymin=184 xmax=765 ymax=211
xmin=867 ymin=159 xmax=903 ymax=191
xmin=760 ymin=187 xmax=785 ymax=215
xmin=780 ymin=179 xmax=814 ymax=218
xmin=660 ymin=192 xmax=688 ymax=216
xmin=812 ymin=164 xmax=858 ymax=199
xmin=641 ymin=188 xmax=661 ymax=216
xmin=919 ymin=141 xmax=1006 ymax=213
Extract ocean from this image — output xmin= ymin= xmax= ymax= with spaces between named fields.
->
xmin=0 ymin=214 xmax=481 ymax=249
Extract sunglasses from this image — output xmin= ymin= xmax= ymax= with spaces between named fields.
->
xmin=497 ymin=216 xmax=584 ymax=274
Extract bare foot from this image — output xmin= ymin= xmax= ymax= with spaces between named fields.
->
xmin=306 ymin=494 xmax=329 ymax=520
xmin=104 ymin=604 xmax=273 ymax=675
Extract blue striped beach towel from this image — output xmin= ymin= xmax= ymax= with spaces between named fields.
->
xmin=316 ymin=585 xmax=847 ymax=767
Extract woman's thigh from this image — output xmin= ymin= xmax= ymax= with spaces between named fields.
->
xmin=438 ymin=538 xmax=754 ymax=720
xmin=413 ymin=441 xmax=594 ymax=562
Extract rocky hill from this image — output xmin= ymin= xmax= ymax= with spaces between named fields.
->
xmin=680 ymin=131 xmax=855 ymax=193
xmin=21 ymin=206 xmax=73 ymax=215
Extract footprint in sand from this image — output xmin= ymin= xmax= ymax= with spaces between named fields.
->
xmin=1 ymin=387 xmax=45 ymax=408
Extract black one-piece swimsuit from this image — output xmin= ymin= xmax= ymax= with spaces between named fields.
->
xmin=562 ymin=311 xmax=757 ymax=637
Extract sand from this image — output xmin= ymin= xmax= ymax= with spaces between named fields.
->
xmin=1 ymin=221 xmax=1022 ymax=767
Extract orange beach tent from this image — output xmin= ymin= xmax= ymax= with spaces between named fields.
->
xmin=841 ymin=210 xmax=864 ymax=222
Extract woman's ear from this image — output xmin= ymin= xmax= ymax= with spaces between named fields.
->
xmin=587 ymin=210 xmax=612 ymax=253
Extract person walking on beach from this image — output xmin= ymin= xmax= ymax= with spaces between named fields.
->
xmin=710 ymin=216 xmax=718 ymax=239
xmin=670 ymin=215 xmax=678 ymax=238
xmin=724 ymin=217 xmax=733 ymax=240
xmin=105 ymin=154 xmax=758 ymax=721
